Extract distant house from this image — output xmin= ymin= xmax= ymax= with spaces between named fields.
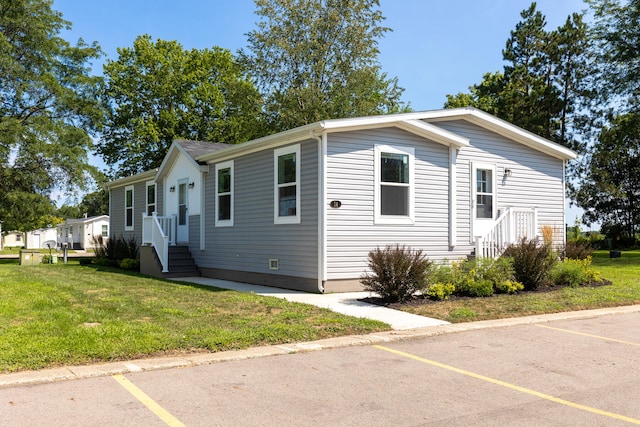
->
xmin=57 ymin=215 xmax=110 ymax=250
xmin=107 ymin=108 xmax=577 ymax=293
xmin=2 ymin=231 xmax=24 ymax=249
xmin=26 ymin=227 xmax=58 ymax=249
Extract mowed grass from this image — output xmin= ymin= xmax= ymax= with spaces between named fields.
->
xmin=400 ymin=250 xmax=640 ymax=323
xmin=0 ymin=260 xmax=388 ymax=372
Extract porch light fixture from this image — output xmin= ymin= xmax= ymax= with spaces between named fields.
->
xmin=188 ymin=182 xmax=195 ymax=189
xmin=169 ymin=185 xmax=176 ymax=192
xmin=503 ymin=168 xmax=512 ymax=178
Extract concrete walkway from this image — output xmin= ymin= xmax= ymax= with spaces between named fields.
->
xmin=172 ymin=277 xmax=450 ymax=330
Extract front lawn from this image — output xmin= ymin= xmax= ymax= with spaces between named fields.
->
xmin=397 ymin=250 xmax=640 ymax=322
xmin=0 ymin=260 xmax=388 ymax=372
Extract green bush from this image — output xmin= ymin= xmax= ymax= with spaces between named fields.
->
xmin=503 ymin=238 xmax=557 ymax=291
xmin=360 ymin=244 xmax=432 ymax=302
xmin=459 ymin=278 xmax=494 ymax=297
xmin=426 ymin=282 xmax=456 ymax=300
xmin=92 ymin=235 xmax=139 ymax=265
xmin=550 ymin=256 xmax=601 ymax=288
xmin=119 ymin=258 xmax=140 ymax=271
xmin=563 ymin=239 xmax=594 ymax=260
xmin=495 ymin=280 xmax=524 ymax=294
xmin=436 ymin=257 xmax=514 ymax=298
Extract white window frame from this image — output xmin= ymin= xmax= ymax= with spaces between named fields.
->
xmin=146 ymin=181 xmax=156 ymax=216
xmin=471 ymin=162 xmax=497 ymax=222
xmin=274 ymin=144 xmax=301 ymax=224
xmin=124 ymin=185 xmax=134 ymax=231
xmin=374 ymin=144 xmax=415 ymax=225
xmin=215 ymin=160 xmax=234 ymax=227
xmin=101 ymin=224 xmax=108 ymax=237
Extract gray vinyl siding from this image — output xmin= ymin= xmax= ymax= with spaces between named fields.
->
xmin=192 ymin=139 xmax=319 ymax=280
xmin=325 ymin=128 xmax=453 ymax=280
xmin=108 ymin=181 xmax=147 ymax=245
xmin=437 ymin=120 xmax=566 ymax=246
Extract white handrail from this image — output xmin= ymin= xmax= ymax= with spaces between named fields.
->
xmin=475 ymin=207 xmax=537 ymax=258
xmin=142 ymin=213 xmax=174 ymax=273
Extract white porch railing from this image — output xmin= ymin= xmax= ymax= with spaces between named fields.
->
xmin=475 ymin=207 xmax=538 ymax=259
xmin=142 ymin=213 xmax=175 ymax=273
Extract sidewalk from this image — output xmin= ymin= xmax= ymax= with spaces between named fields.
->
xmin=172 ymin=277 xmax=450 ymax=330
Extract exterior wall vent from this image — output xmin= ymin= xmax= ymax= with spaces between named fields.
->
xmin=269 ymin=259 xmax=279 ymax=270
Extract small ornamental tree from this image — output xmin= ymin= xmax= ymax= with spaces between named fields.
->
xmin=360 ymin=244 xmax=432 ymax=302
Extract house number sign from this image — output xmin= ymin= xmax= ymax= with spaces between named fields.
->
xmin=329 ymin=200 xmax=342 ymax=208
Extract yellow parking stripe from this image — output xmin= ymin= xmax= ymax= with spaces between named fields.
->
xmin=113 ymin=375 xmax=186 ymax=427
xmin=535 ymin=324 xmax=640 ymax=346
xmin=374 ymin=345 xmax=640 ymax=425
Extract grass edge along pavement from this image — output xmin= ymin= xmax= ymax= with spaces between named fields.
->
xmin=1 ymin=249 xmax=639 ymax=373
xmin=0 ymin=260 xmax=388 ymax=373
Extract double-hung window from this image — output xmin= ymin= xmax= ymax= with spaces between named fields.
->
xmin=146 ymin=182 xmax=156 ymax=216
xmin=375 ymin=145 xmax=415 ymax=224
xmin=125 ymin=185 xmax=134 ymax=231
xmin=215 ymin=160 xmax=234 ymax=227
xmin=274 ymin=144 xmax=300 ymax=224
xmin=101 ymin=224 xmax=108 ymax=237
xmin=473 ymin=165 xmax=495 ymax=219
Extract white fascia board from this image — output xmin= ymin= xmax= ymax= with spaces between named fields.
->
xmin=424 ymin=107 xmax=578 ymax=161
xmin=105 ymin=169 xmax=157 ymax=190
xmin=395 ymin=120 xmax=469 ymax=148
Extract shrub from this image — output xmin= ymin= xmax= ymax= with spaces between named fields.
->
xmin=458 ymin=278 xmax=494 ymax=297
xmin=360 ymin=244 xmax=432 ymax=302
xmin=563 ymin=239 xmax=593 ymax=260
xmin=119 ymin=258 xmax=140 ymax=271
xmin=550 ymin=256 xmax=601 ymax=287
xmin=426 ymin=283 xmax=455 ymax=301
xmin=503 ymin=238 xmax=557 ymax=291
xmin=495 ymin=280 xmax=524 ymax=294
xmin=437 ymin=257 xmax=513 ymax=297
xmin=92 ymin=235 xmax=139 ymax=265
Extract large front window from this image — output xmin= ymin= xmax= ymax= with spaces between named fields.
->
xmin=274 ymin=144 xmax=300 ymax=224
xmin=125 ymin=185 xmax=134 ymax=230
xmin=375 ymin=145 xmax=414 ymax=224
xmin=215 ymin=161 xmax=234 ymax=227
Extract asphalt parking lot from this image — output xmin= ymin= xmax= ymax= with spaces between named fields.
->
xmin=1 ymin=309 xmax=639 ymax=426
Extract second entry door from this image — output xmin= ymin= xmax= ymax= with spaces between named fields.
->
xmin=176 ymin=180 xmax=188 ymax=243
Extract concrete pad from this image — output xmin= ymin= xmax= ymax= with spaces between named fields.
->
xmin=172 ymin=277 xmax=449 ymax=330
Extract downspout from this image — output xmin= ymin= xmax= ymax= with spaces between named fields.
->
xmin=312 ymin=131 xmax=326 ymax=293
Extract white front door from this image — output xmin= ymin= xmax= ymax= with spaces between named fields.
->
xmin=471 ymin=163 xmax=497 ymax=240
xmin=176 ymin=180 xmax=189 ymax=243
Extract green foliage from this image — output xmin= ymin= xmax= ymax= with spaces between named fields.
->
xmin=118 ymin=258 xmax=140 ymax=271
xmin=550 ymin=256 xmax=601 ymax=288
xmin=503 ymin=238 xmax=557 ymax=291
xmin=444 ymin=4 xmax=590 ymax=153
xmin=100 ymin=35 xmax=264 ymax=176
xmin=360 ymin=245 xmax=432 ymax=302
xmin=494 ymin=280 xmax=525 ymax=294
xmin=434 ymin=257 xmax=516 ymax=297
xmin=92 ymin=235 xmax=139 ymax=264
xmin=426 ymin=283 xmax=456 ymax=301
xmin=0 ymin=191 xmax=58 ymax=232
xmin=575 ymin=112 xmax=640 ymax=244
xmin=241 ymin=0 xmax=408 ymax=133
xmin=0 ymin=0 xmax=104 ymax=213
xmin=563 ymin=239 xmax=594 ymax=260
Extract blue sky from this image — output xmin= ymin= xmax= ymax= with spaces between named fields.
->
xmin=52 ymin=0 xmax=589 ymax=223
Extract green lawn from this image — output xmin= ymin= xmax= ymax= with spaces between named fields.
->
xmin=400 ymin=250 xmax=640 ymax=322
xmin=0 ymin=260 xmax=388 ymax=373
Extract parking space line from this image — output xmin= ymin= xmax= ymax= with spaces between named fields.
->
xmin=373 ymin=345 xmax=640 ymax=425
xmin=113 ymin=375 xmax=186 ymax=427
xmin=535 ymin=324 xmax=640 ymax=346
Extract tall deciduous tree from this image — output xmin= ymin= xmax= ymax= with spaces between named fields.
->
xmin=99 ymin=35 xmax=264 ymax=177
xmin=240 ymin=0 xmax=407 ymax=132
xmin=0 ymin=0 xmax=103 ymax=231
xmin=575 ymin=113 xmax=640 ymax=243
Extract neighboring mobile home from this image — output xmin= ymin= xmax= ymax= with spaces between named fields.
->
xmin=107 ymin=108 xmax=577 ymax=293
xmin=56 ymin=215 xmax=110 ymax=250
xmin=26 ymin=227 xmax=58 ymax=249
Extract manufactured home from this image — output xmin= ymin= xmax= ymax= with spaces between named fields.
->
xmin=56 ymin=215 xmax=110 ymax=250
xmin=107 ymin=108 xmax=577 ymax=293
